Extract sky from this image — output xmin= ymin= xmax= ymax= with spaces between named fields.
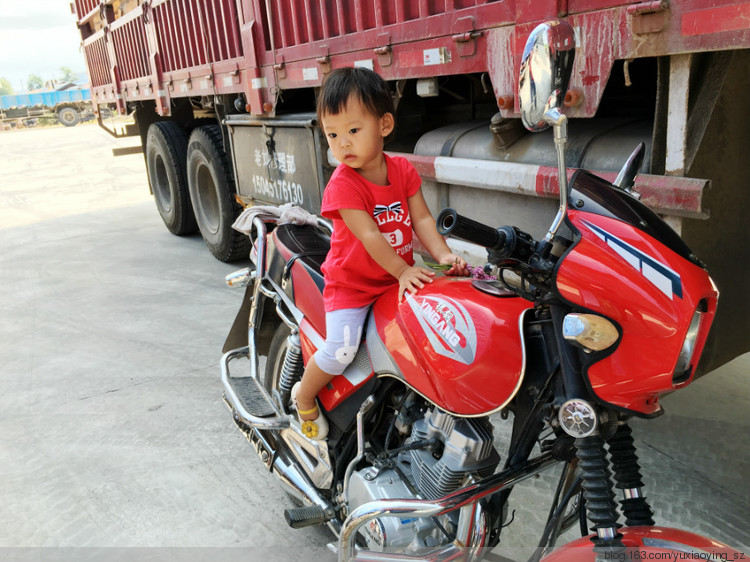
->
xmin=0 ymin=1 xmax=88 ymax=91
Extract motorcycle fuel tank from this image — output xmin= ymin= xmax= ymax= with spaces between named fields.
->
xmin=372 ymin=277 xmax=532 ymax=417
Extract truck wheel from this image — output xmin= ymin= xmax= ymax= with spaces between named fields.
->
xmin=145 ymin=121 xmax=198 ymax=235
xmin=57 ymin=107 xmax=80 ymax=127
xmin=187 ymin=125 xmax=249 ymax=262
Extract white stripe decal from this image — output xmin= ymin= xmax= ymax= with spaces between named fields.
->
xmin=582 ymin=219 xmax=682 ymax=299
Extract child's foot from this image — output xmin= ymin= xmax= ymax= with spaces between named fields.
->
xmin=291 ymin=382 xmax=329 ymax=440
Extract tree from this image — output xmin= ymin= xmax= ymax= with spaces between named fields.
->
xmin=27 ymin=74 xmax=44 ymax=91
xmin=0 ymin=77 xmax=13 ymax=95
xmin=59 ymin=66 xmax=76 ymax=83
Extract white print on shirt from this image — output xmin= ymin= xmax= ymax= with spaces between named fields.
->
xmin=396 ymin=241 xmax=413 ymax=256
xmin=374 ymin=201 xmax=412 ymax=228
xmin=382 ymin=232 xmax=413 ymax=256
xmin=382 ymin=229 xmax=404 ymax=247
xmin=374 ymin=200 xmax=412 ymax=256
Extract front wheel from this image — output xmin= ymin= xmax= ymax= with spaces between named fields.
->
xmin=57 ymin=107 xmax=80 ymax=127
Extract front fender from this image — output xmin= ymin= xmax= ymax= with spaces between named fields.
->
xmin=542 ymin=527 xmax=744 ymax=561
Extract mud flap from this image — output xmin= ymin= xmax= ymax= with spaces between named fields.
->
xmin=222 ymin=284 xmax=253 ymax=353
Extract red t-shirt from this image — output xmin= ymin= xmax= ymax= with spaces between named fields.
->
xmin=321 ymin=154 xmax=421 ymax=311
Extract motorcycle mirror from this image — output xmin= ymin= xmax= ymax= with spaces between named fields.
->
xmin=518 ymin=20 xmax=576 ymax=246
xmin=613 ymin=141 xmax=646 ymax=195
xmin=519 ymin=21 xmax=576 ymax=132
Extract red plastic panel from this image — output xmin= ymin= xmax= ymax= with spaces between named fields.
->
xmin=543 ymin=527 xmax=742 ymax=562
xmin=556 ymin=211 xmax=718 ymax=415
xmin=374 ymin=278 xmax=532 ymax=417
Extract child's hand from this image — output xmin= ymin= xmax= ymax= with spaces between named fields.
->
xmin=439 ymin=253 xmax=469 ymax=277
xmin=397 ymin=266 xmax=435 ymax=302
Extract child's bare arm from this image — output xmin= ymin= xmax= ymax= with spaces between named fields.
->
xmin=408 ymin=190 xmax=469 ymax=276
xmin=340 ymin=208 xmax=435 ymax=301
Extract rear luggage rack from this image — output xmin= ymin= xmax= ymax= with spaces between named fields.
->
xmin=221 ymin=346 xmax=290 ymax=430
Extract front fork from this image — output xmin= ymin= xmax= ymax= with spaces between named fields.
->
xmin=551 ymin=306 xmax=654 ymax=555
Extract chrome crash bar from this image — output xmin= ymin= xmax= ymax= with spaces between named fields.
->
xmin=338 ymin=452 xmax=557 ymax=561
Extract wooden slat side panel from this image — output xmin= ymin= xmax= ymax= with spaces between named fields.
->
xmin=84 ymin=38 xmax=110 ymax=88
xmin=112 ymin=16 xmax=150 ymax=80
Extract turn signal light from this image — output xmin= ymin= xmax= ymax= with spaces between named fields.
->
xmin=562 ymin=313 xmax=619 ymax=352
xmin=674 ymin=308 xmax=703 ymax=377
xmin=225 ymin=268 xmax=255 ymax=288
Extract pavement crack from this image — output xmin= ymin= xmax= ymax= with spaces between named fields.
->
xmin=75 ymin=378 xmax=159 ymax=402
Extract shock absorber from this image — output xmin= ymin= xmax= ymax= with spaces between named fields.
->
xmin=608 ymin=422 xmax=655 ymax=527
xmin=278 ymin=331 xmax=303 ymax=409
xmin=575 ymin=435 xmax=625 ymax=554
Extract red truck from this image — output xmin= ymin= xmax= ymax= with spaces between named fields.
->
xmin=71 ymin=0 xmax=750 ymax=373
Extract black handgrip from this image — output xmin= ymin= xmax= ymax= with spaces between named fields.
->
xmin=436 ymin=208 xmax=505 ymax=250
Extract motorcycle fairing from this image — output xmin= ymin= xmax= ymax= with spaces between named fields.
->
xmin=541 ymin=526 xmax=742 ymax=562
xmin=565 ymin=170 xmax=697 ymax=265
xmin=554 ymin=197 xmax=717 ymax=416
xmin=372 ymin=277 xmax=533 ymax=416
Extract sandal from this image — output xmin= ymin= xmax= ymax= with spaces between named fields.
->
xmin=291 ymin=381 xmax=329 ymax=440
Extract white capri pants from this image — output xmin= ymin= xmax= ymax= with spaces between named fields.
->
xmin=313 ymin=305 xmax=370 ymax=375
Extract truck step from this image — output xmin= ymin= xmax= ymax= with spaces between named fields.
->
xmin=226 ymin=375 xmax=277 ymax=418
xmin=284 ymin=505 xmax=330 ymax=529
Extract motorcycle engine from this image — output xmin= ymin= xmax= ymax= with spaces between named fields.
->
xmin=347 ymin=407 xmax=500 ymax=552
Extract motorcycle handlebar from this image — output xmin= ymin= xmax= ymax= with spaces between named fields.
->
xmin=436 ymin=208 xmax=507 ymax=250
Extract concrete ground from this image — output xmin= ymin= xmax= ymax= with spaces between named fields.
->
xmin=0 ymin=125 xmax=747 ymax=561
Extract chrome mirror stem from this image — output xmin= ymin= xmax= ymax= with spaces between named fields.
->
xmin=544 ymin=108 xmax=569 ymax=244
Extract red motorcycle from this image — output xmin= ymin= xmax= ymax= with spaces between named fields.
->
xmin=220 ymin=20 xmax=741 ymax=562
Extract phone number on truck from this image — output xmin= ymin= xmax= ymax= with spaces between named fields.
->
xmin=251 ymin=175 xmax=305 ymax=206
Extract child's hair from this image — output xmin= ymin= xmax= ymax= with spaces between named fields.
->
xmin=316 ymin=67 xmax=395 ymax=122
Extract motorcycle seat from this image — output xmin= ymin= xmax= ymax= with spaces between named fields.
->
xmin=274 ymin=224 xmax=330 ymax=292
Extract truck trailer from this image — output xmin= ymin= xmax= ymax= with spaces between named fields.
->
xmin=0 ymin=87 xmax=93 ymax=128
xmin=70 ymin=0 xmax=750 ymax=374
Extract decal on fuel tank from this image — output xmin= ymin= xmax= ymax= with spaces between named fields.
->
xmin=406 ymin=294 xmax=477 ymax=364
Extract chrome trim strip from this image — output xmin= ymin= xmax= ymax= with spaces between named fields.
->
xmin=642 ymin=537 xmax=725 ymax=558
xmin=623 ymin=487 xmax=642 ymax=500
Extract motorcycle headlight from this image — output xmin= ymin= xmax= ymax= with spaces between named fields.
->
xmin=674 ymin=308 xmax=703 ymax=377
xmin=562 ymin=313 xmax=619 ymax=352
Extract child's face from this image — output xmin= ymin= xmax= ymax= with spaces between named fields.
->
xmin=320 ymin=94 xmax=394 ymax=179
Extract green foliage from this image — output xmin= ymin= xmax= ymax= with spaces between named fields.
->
xmin=27 ymin=74 xmax=44 ymax=91
xmin=0 ymin=77 xmax=13 ymax=95
xmin=59 ymin=67 xmax=76 ymax=83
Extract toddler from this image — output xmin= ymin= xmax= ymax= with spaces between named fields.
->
xmin=292 ymin=67 xmax=468 ymax=440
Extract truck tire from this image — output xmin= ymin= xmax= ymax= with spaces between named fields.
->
xmin=187 ymin=125 xmax=249 ymax=262
xmin=57 ymin=107 xmax=80 ymax=127
xmin=145 ymin=121 xmax=198 ymax=235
